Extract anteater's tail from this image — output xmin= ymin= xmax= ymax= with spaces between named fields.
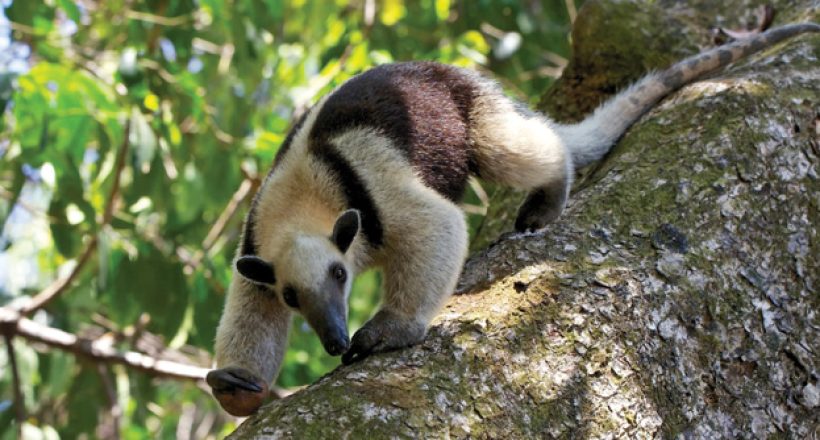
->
xmin=560 ymin=22 xmax=820 ymax=168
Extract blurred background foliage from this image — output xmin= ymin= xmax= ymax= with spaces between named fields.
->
xmin=0 ymin=0 xmax=578 ymax=437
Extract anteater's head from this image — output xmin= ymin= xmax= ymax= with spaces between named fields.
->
xmin=235 ymin=209 xmax=360 ymax=356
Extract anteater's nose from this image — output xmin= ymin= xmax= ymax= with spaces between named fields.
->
xmin=324 ymin=330 xmax=350 ymax=356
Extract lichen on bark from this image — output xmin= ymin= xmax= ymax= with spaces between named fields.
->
xmin=230 ymin=1 xmax=819 ymax=438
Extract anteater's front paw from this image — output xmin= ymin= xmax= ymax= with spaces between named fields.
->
xmin=515 ymin=188 xmax=565 ymax=232
xmin=341 ymin=310 xmax=426 ymax=365
xmin=206 ymin=366 xmax=269 ymax=417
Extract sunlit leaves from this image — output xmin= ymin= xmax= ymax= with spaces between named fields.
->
xmin=13 ymin=63 xmax=118 ymax=172
xmin=381 ymin=0 xmax=407 ymax=26
xmin=435 ymin=0 xmax=451 ymax=21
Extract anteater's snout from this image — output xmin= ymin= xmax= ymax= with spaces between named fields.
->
xmin=323 ymin=328 xmax=350 ymax=356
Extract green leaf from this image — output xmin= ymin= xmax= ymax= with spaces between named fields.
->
xmin=0 ymin=72 xmax=15 ymax=130
xmin=0 ymin=166 xmax=25 ymax=229
xmin=49 ymin=219 xmax=81 ymax=257
xmin=435 ymin=0 xmax=450 ymax=21
xmin=37 ymin=351 xmax=77 ymax=400
xmin=5 ymin=0 xmax=53 ymax=28
xmin=189 ymin=272 xmax=224 ymax=348
xmin=105 ymin=245 xmax=189 ymax=338
xmin=61 ymin=368 xmax=104 ymax=438
xmin=104 ymin=247 xmax=142 ymax=327
xmin=129 ymin=110 xmax=157 ymax=174
xmin=56 ymin=0 xmax=81 ymax=23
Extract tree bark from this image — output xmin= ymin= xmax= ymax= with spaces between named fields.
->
xmin=230 ymin=1 xmax=819 ymax=438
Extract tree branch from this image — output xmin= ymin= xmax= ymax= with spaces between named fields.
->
xmin=0 ymin=307 xmax=209 ymax=381
xmin=202 ymin=178 xmax=253 ymax=252
xmin=123 ymin=10 xmax=192 ymax=27
xmin=0 ymin=306 xmax=298 ymax=400
xmin=2 ymin=333 xmax=24 ymax=437
xmin=101 ymin=122 xmax=132 ymax=227
xmin=95 ymin=364 xmax=122 ymax=440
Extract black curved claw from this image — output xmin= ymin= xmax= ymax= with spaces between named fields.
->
xmin=341 ymin=328 xmax=379 ymax=365
xmin=206 ymin=367 xmax=263 ymax=393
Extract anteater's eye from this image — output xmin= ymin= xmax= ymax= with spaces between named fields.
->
xmin=331 ymin=263 xmax=347 ymax=284
xmin=282 ymin=286 xmax=299 ymax=309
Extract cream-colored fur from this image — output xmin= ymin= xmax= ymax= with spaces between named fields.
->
xmin=470 ymin=86 xmax=571 ymax=190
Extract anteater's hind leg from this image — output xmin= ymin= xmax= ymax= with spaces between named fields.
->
xmin=469 ymin=90 xmax=573 ymax=232
xmin=513 ymin=183 xmax=571 ymax=232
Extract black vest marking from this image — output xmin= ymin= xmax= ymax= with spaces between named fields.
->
xmin=241 ymin=111 xmax=310 ymax=257
xmin=311 ymin=143 xmax=384 ymax=248
xmin=309 ymin=62 xmax=479 ymax=201
xmin=240 ymin=213 xmax=257 ymax=256
xmin=272 ymin=111 xmax=309 ymax=169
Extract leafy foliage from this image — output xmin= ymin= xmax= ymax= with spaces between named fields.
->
xmin=0 ymin=0 xmax=575 ymax=437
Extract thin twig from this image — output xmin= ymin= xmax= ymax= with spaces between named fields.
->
xmin=140 ymin=59 xmax=178 ymax=84
xmin=96 ymin=364 xmax=122 ymax=440
xmin=182 ymin=178 xmax=252 ymax=274
xmin=364 ymin=0 xmax=376 ymax=27
xmin=217 ymin=44 xmax=235 ymax=75
xmin=179 ymin=176 xmax=254 ymax=275
xmin=193 ymin=411 xmax=216 ymax=440
xmin=201 ymin=179 xmax=253 ymax=252
xmin=565 ymin=0 xmax=577 ymax=23
xmin=8 ymin=21 xmax=40 ymax=36
xmin=3 ymin=333 xmax=25 ymax=437
xmin=102 ymin=122 xmax=132 ymax=226
xmin=21 ymin=235 xmax=98 ymax=316
xmin=204 ymin=111 xmax=237 ymax=144
xmin=124 ymin=10 xmax=192 ymax=26
xmin=176 ymin=402 xmax=196 ymax=440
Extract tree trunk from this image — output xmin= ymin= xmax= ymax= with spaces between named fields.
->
xmin=230 ymin=1 xmax=819 ymax=438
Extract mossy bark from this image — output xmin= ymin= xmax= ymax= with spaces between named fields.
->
xmin=231 ymin=1 xmax=819 ymax=438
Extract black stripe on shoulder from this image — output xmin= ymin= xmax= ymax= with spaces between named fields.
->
xmin=241 ymin=111 xmax=311 ymax=257
xmin=240 ymin=206 xmax=258 ymax=256
xmin=311 ymin=143 xmax=384 ymax=248
xmin=272 ymin=110 xmax=310 ymax=169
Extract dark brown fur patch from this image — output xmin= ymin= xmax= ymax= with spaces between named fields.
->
xmin=686 ymin=58 xmax=700 ymax=70
xmin=718 ymin=49 xmax=733 ymax=65
xmin=309 ymin=62 xmax=479 ymax=201
xmin=661 ymin=69 xmax=684 ymax=88
xmin=745 ymin=37 xmax=767 ymax=54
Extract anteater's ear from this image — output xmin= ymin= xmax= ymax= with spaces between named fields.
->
xmin=236 ymin=256 xmax=276 ymax=285
xmin=332 ymin=209 xmax=360 ymax=254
